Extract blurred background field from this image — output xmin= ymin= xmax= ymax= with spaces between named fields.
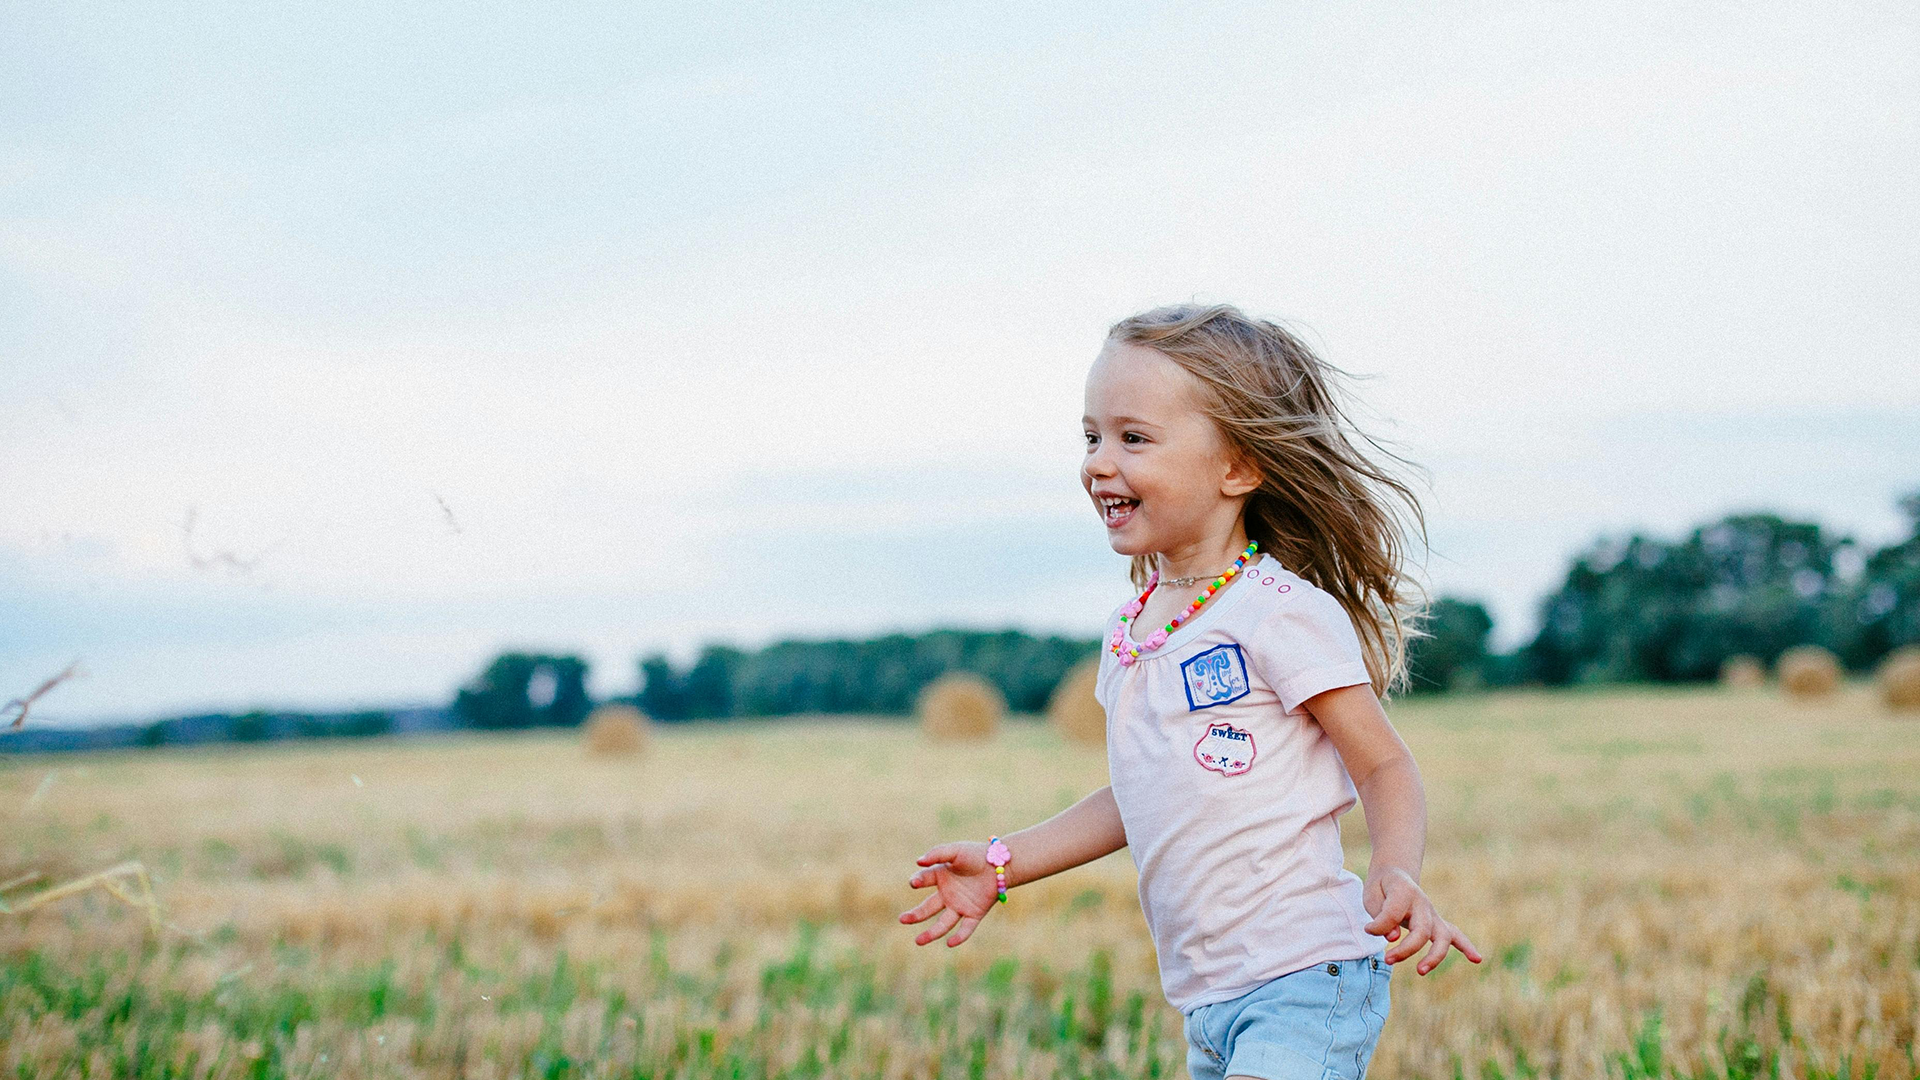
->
xmin=4 ymin=683 xmax=1916 ymax=1080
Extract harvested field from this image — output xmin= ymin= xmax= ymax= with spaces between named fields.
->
xmin=3 ymin=685 xmax=1917 ymax=1079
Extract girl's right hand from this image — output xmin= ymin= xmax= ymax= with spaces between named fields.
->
xmin=899 ymin=841 xmax=1002 ymax=948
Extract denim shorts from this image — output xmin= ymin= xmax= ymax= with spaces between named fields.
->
xmin=1182 ymin=952 xmax=1391 ymax=1080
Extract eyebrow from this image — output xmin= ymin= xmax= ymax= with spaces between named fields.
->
xmin=1082 ymin=415 xmax=1163 ymax=428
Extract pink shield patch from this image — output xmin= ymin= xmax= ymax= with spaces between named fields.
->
xmin=1193 ymin=721 xmax=1257 ymax=776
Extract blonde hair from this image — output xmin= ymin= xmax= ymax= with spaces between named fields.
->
xmin=1108 ymin=303 xmax=1431 ymax=699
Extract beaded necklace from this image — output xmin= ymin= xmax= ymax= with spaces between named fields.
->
xmin=1109 ymin=540 xmax=1259 ymax=666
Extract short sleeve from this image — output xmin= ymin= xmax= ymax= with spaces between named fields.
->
xmin=1091 ymin=602 xmax=1123 ymax=709
xmin=1243 ymin=586 xmax=1373 ymax=714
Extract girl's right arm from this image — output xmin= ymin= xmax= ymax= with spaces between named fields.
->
xmin=899 ymin=784 xmax=1127 ymax=947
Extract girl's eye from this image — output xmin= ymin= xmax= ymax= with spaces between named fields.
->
xmin=1122 ymin=432 xmax=1145 ymax=444
xmin=1083 ymin=431 xmax=1099 ymax=447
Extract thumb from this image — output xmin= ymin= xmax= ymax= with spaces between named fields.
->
xmin=1363 ymin=892 xmax=1410 ymax=936
xmin=917 ymin=844 xmax=964 ymax=867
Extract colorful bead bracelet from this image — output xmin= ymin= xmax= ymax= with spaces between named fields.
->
xmin=986 ymin=836 xmax=1011 ymax=903
xmin=1109 ymin=540 xmax=1259 ymax=666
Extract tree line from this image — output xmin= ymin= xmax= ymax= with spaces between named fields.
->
xmin=1515 ymin=498 xmax=1919 ymax=686
xmin=7 ymin=491 xmax=1914 ymax=752
xmin=455 ymin=491 xmax=1920 ymax=724
xmin=1410 ymin=494 xmax=1919 ymax=692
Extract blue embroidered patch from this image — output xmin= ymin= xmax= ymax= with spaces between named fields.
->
xmin=1180 ymin=643 xmax=1251 ymax=710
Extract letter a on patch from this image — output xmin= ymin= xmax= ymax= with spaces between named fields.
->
xmin=1180 ymin=643 xmax=1251 ymax=710
xmin=1193 ymin=722 xmax=1257 ymax=776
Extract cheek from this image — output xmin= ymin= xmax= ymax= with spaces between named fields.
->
xmin=1126 ymin=456 xmax=1178 ymax=500
xmin=1135 ymin=455 xmax=1217 ymax=515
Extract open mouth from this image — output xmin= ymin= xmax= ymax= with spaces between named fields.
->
xmin=1098 ymin=495 xmax=1139 ymax=528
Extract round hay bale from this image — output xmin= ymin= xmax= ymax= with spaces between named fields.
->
xmin=1877 ymin=646 xmax=1920 ymax=713
xmin=582 ymin=703 xmax=649 ymax=757
xmin=1776 ymin=645 xmax=1842 ymax=700
xmin=1719 ymin=654 xmax=1766 ymax=689
xmin=1047 ymin=657 xmax=1105 ymax=745
xmin=918 ymin=672 xmax=1005 ymax=741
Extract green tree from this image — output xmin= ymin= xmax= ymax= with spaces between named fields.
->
xmin=1524 ymin=512 xmax=1852 ymax=684
xmin=636 ymin=653 xmax=688 ymax=721
xmin=453 ymin=653 xmax=592 ymax=729
xmin=1405 ymin=597 xmax=1494 ymax=693
xmin=682 ymin=645 xmax=744 ymax=719
xmin=229 ymin=710 xmax=272 ymax=742
xmin=1830 ymin=489 xmax=1920 ymax=665
xmin=630 ymin=630 xmax=1103 ymax=720
xmin=340 ymin=710 xmax=393 ymax=738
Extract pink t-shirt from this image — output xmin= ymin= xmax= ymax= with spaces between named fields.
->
xmin=1094 ymin=553 xmax=1381 ymax=1014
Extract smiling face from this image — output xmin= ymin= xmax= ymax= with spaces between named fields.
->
xmin=1081 ymin=340 xmax=1261 ymax=563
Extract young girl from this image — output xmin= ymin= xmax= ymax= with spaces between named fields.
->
xmin=899 ymin=303 xmax=1482 ymax=1080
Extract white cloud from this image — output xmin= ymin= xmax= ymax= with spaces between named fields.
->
xmin=3 ymin=0 xmax=1915 ymax=718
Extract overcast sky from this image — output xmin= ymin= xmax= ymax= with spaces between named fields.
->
xmin=4 ymin=1 xmax=1917 ymax=724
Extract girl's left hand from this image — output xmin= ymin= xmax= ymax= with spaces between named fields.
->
xmin=1362 ymin=866 xmax=1483 ymax=975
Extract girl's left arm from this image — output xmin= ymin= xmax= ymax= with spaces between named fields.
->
xmin=1304 ymin=683 xmax=1484 ymax=975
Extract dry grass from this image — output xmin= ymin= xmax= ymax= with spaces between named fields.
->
xmin=580 ymin=704 xmax=649 ymax=758
xmin=917 ymin=673 xmax=1005 ymax=741
xmin=2 ymin=684 xmax=1917 ymax=1079
xmin=1046 ymin=657 xmax=1106 ymax=746
xmin=0 ymin=860 xmax=161 ymax=935
xmin=1777 ymin=645 xmax=1843 ymax=700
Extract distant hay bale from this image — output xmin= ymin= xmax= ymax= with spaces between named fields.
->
xmin=582 ymin=704 xmax=649 ymax=757
xmin=1719 ymin=655 xmax=1766 ymax=689
xmin=1878 ymin=646 xmax=1920 ymax=713
xmin=918 ymin=673 xmax=1005 ymax=741
xmin=1047 ymin=657 xmax=1105 ymax=745
xmin=1776 ymin=645 xmax=1842 ymax=701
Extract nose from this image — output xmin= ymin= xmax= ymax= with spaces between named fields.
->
xmin=1083 ymin=440 xmax=1117 ymax=482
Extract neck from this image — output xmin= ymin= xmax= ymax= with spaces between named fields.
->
xmin=1155 ymin=527 xmax=1253 ymax=583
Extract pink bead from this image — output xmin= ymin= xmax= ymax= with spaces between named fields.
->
xmin=1146 ymin=630 xmax=1168 ymax=648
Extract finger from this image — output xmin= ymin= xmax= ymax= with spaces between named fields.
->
xmin=1362 ymin=881 xmax=1386 ymax=920
xmin=898 ymin=892 xmax=945 ymax=925
xmin=1363 ymin=892 xmax=1413 ymax=937
xmin=1365 ymin=886 xmax=1414 ymax=934
xmin=913 ymin=906 xmax=961 ymax=946
xmin=1416 ymin=926 xmax=1452 ymax=975
xmin=1386 ymin=909 xmax=1432 ymax=965
xmin=917 ymin=844 xmax=963 ymax=867
xmin=1452 ymin=928 xmax=1484 ymax=964
xmin=946 ymin=914 xmax=982 ymax=948
xmin=907 ymin=868 xmax=942 ymax=890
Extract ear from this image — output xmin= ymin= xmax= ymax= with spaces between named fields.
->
xmin=1220 ymin=451 xmax=1263 ymax=499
